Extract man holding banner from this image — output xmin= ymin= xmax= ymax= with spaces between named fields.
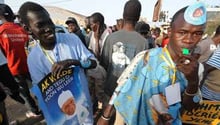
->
xmin=18 ymin=2 xmax=97 ymax=125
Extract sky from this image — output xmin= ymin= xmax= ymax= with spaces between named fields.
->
xmin=4 ymin=0 xmax=220 ymax=26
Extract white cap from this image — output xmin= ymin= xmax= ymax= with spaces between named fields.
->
xmin=58 ymin=90 xmax=74 ymax=108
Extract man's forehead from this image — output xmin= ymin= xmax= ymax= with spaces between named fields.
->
xmin=27 ymin=10 xmax=49 ymax=18
xmin=27 ymin=11 xmax=50 ymax=23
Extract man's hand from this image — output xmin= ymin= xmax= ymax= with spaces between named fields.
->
xmin=97 ymin=117 xmax=109 ymax=125
xmin=176 ymin=55 xmax=199 ymax=84
xmin=177 ymin=56 xmax=200 ymax=110
xmin=51 ymin=59 xmax=78 ymax=76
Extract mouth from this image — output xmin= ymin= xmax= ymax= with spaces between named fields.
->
xmin=181 ymin=47 xmax=196 ymax=56
xmin=182 ymin=48 xmax=190 ymax=55
xmin=45 ymin=33 xmax=55 ymax=40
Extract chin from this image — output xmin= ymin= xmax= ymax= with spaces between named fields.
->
xmin=45 ymin=37 xmax=55 ymax=44
xmin=68 ymin=110 xmax=75 ymax=115
xmin=68 ymin=112 xmax=74 ymax=116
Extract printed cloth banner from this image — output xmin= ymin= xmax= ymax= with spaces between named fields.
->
xmin=31 ymin=67 xmax=89 ymax=125
xmin=181 ymin=100 xmax=220 ymax=125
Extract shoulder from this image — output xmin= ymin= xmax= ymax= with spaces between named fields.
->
xmin=148 ymin=48 xmax=162 ymax=56
xmin=56 ymin=33 xmax=81 ymax=43
xmin=27 ymin=45 xmax=41 ymax=61
xmin=197 ymin=37 xmax=213 ymax=45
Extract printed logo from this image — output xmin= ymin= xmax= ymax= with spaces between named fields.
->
xmin=193 ymin=7 xmax=204 ymax=17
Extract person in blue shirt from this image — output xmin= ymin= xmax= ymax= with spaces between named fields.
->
xmin=18 ymin=2 xmax=97 ymax=125
xmin=98 ymin=1 xmax=207 ymax=125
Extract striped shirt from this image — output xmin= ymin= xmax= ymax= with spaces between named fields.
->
xmin=206 ymin=48 xmax=220 ymax=69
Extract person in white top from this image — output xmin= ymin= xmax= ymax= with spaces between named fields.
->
xmin=88 ymin=12 xmax=112 ymax=60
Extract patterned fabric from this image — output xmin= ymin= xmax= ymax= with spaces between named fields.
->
xmin=201 ymin=85 xmax=220 ymax=101
xmin=114 ymin=48 xmax=188 ymax=125
xmin=202 ymin=48 xmax=220 ymax=101
xmin=206 ymin=48 xmax=220 ymax=70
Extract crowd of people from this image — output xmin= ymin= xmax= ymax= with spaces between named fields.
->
xmin=0 ymin=0 xmax=220 ymax=125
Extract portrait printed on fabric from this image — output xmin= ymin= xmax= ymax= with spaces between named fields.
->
xmin=32 ymin=67 xmax=89 ymax=125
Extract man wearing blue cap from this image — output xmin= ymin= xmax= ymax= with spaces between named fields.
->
xmin=98 ymin=2 xmax=207 ymax=125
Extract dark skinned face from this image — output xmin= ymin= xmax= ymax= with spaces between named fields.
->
xmin=89 ymin=18 xmax=98 ymax=32
xmin=27 ymin=10 xmax=56 ymax=49
xmin=67 ymin=23 xmax=77 ymax=33
xmin=168 ymin=12 xmax=206 ymax=60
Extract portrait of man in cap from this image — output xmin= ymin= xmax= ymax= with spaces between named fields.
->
xmin=58 ymin=90 xmax=89 ymax=125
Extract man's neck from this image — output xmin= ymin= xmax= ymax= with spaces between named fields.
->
xmin=167 ymin=44 xmax=180 ymax=63
xmin=40 ymin=42 xmax=56 ymax=50
xmin=123 ymin=23 xmax=135 ymax=31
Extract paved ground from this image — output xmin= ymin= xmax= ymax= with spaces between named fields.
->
xmin=5 ymin=95 xmax=102 ymax=125
xmin=5 ymin=96 xmax=45 ymax=125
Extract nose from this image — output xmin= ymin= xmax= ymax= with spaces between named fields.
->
xmin=183 ymin=33 xmax=193 ymax=44
xmin=44 ymin=27 xmax=50 ymax=32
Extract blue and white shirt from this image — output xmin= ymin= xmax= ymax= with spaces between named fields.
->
xmin=27 ymin=33 xmax=95 ymax=125
xmin=206 ymin=48 xmax=220 ymax=70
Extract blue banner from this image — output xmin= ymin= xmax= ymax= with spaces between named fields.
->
xmin=31 ymin=67 xmax=89 ymax=125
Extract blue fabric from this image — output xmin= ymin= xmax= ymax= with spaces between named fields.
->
xmin=28 ymin=33 xmax=94 ymax=125
xmin=31 ymin=67 xmax=89 ymax=125
xmin=114 ymin=48 xmax=187 ymax=125
xmin=63 ymin=116 xmax=79 ymax=125
xmin=206 ymin=48 xmax=220 ymax=70
xmin=201 ymin=85 xmax=220 ymax=101
xmin=184 ymin=2 xmax=206 ymax=25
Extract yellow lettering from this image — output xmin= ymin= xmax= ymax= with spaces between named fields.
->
xmin=48 ymin=75 xmax=56 ymax=82
xmin=57 ymin=69 xmax=72 ymax=78
xmin=41 ymin=79 xmax=50 ymax=92
xmin=68 ymin=69 xmax=72 ymax=74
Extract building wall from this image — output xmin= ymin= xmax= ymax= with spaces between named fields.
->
xmin=206 ymin=8 xmax=220 ymax=35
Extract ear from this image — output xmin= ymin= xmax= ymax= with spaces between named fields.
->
xmin=167 ymin=28 xmax=171 ymax=36
xmin=23 ymin=25 xmax=32 ymax=35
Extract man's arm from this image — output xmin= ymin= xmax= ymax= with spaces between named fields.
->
xmin=176 ymin=56 xmax=201 ymax=110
